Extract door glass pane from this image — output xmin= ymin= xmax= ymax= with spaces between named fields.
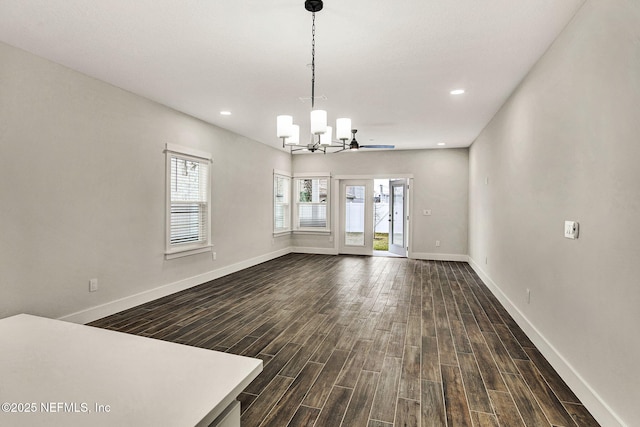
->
xmin=392 ymin=185 xmax=404 ymax=246
xmin=345 ymin=185 xmax=365 ymax=246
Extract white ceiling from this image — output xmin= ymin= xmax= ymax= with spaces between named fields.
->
xmin=0 ymin=0 xmax=585 ymax=152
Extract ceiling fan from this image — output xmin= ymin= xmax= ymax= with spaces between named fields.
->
xmin=291 ymin=129 xmax=394 ymax=153
xmin=340 ymin=129 xmax=395 ymax=152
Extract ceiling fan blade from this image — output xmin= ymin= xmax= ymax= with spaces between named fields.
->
xmin=359 ymin=145 xmax=395 ymax=149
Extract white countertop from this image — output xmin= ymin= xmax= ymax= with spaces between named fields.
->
xmin=0 ymin=314 xmax=262 ymax=426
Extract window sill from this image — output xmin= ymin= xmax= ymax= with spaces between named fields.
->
xmin=293 ymin=230 xmax=331 ymax=235
xmin=165 ymin=245 xmax=213 ymax=260
xmin=273 ymin=230 xmax=292 ymax=237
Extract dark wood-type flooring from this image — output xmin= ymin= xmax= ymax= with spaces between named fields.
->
xmin=89 ymin=254 xmax=600 ymax=427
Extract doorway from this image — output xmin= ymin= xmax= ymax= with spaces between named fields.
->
xmin=339 ymin=178 xmax=409 ymax=258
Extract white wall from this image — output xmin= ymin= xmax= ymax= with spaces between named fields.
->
xmin=468 ymin=1 xmax=639 ymax=425
xmin=292 ymin=149 xmax=469 ymax=259
xmin=0 ymin=41 xmax=291 ymax=322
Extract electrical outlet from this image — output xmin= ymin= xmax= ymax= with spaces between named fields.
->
xmin=212 ymin=252 xmax=217 ymax=260
xmin=564 ymin=221 xmax=579 ymax=239
xmin=435 ymin=240 xmax=440 ymax=247
xmin=89 ymin=278 xmax=98 ymax=292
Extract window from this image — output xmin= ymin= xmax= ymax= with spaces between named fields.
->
xmin=293 ymin=175 xmax=330 ymax=232
xmin=165 ymin=144 xmax=212 ymax=258
xmin=273 ymin=172 xmax=291 ymax=233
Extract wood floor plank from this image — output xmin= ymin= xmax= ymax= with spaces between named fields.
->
xmin=302 ymin=349 xmax=350 ymax=408
xmin=363 ymin=329 xmax=391 ymax=372
xmin=238 ymin=392 xmax=258 ymax=414
xmin=421 ymin=335 xmax=441 ymax=382
xmin=336 ymin=339 xmax=373 ymax=388
xmin=360 ymin=312 xmax=383 ymax=340
xmin=562 ymin=403 xmax=601 ymax=427
xmin=398 ymin=345 xmax=421 ymax=401
xmin=515 ymin=359 xmax=577 ymax=427
xmin=343 ymin=370 xmax=380 ymax=426
xmin=313 ymin=386 xmax=352 ymax=427
xmin=458 ymin=352 xmax=493 ymax=414
xmin=442 ymin=364 xmax=474 ymax=427
xmin=502 ymin=373 xmax=552 ymax=427
xmin=259 ymin=362 xmax=323 ymax=427
xmin=89 ymin=255 xmax=597 ymax=427
xmin=287 ymin=405 xmax=320 ymax=427
xmin=421 ymin=380 xmax=446 ymax=427
xmin=471 ymin=411 xmax=500 ymax=427
xmin=405 ymin=315 xmax=421 ymax=347
xmin=451 ymin=318 xmax=473 ymax=354
xmin=310 ymin=323 xmax=347 ymax=363
xmin=370 ymin=356 xmax=403 ymax=423
xmin=386 ymin=322 xmax=407 ymax=358
xmin=279 ymin=331 xmax=327 ymax=378
xmin=422 ymin=308 xmax=436 ymax=337
xmin=468 ymin=339 xmax=508 ymax=392
xmin=336 ymin=317 xmax=367 ymax=351
xmin=488 ymin=390 xmax=526 ymax=427
xmin=241 ymin=316 xmax=296 ymax=358
xmin=394 ymin=398 xmax=420 ymax=427
xmin=436 ymin=325 xmax=458 ymax=366
xmin=483 ymin=331 xmax=519 ymax=374
xmin=244 ymin=342 xmax=301 ymax=395
xmin=523 ymin=347 xmax=581 ymax=404
xmin=241 ymin=375 xmax=294 ymax=427
xmin=494 ymin=324 xmax=529 ymax=361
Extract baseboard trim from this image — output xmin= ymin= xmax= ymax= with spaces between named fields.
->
xmin=467 ymin=257 xmax=626 ymax=427
xmin=59 ymin=248 xmax=293 ymax=325
xmin=291 ymin=247 xmax=339 ymax=255
xmin=410 ymin=252 xmax=469 ymax=262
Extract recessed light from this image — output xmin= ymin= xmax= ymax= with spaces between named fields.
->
xmin=450 ymin=89 xmax=465 ymax=95
xmin=220 ymin=111 xmax=232 ymax=116
xmin=437 ymin=142 xmax=446 ymax=146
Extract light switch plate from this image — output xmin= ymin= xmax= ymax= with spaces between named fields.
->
xmin=564 ymin=221 xmax=579 ymax=239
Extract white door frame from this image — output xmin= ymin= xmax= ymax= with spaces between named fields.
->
xmin=333 ymin=174 xmax=412 ymax=257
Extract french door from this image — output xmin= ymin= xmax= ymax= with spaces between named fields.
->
xmin=339 ymin=180 xmax=373 ymax=256
xmin=388 ymin=179 xmax=408 ymax=256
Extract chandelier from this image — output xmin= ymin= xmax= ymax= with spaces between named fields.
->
xmin=276 ymin=0 xmax=351 ymax=154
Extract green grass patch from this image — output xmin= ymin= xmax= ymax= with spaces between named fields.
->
xmin=373 ymin=233 xmax=389 ymax=251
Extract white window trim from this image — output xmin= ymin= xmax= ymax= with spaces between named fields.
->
xmin=293 ymin=173 xmax=331 ymax=233
xmin=164 ymin=143 xmax=213 ymax=259
xmin=273 ymin=169 xmax=292 ymax=235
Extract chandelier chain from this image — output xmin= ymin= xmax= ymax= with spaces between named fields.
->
xmin=311 ymin=11 xmax=316 ymax=109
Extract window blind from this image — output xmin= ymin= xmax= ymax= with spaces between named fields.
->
xmin=294 ymin=177 xmax=329 ymax=231
xmin=169 ymin=155 xmax=209 ymax=246
xmin=274 ymin=174 xmax=290 ymax=232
